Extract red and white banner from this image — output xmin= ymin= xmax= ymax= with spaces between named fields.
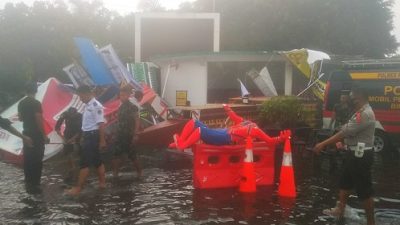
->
xmin=0 ymin=77 xmax=173 ymax=165
xmin=0 ymin=78 xmax=119 ymax=165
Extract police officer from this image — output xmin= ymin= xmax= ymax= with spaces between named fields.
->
xmin=314 ymin=87 xmax=376 ymax=225
xmin=55 ymin=107 xmax=82 ymax=183
xmin=66 ymin=85 xmax=106 ymax=196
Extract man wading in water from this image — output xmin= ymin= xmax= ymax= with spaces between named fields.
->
xmin=66 ymin=85 xmax=106 ymax=196
xmin=55 ymin=107 xmax=82 ymax=184
xmin=112 ymin=85 xmax=142 ymax=179
xmin=314 ymin=87 xmax=376 ymax=225
xmin=18 ymin=82 xmax=50 ymax=194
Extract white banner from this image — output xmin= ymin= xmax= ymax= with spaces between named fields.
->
xmin=63 ymin=63 xmax=94 ymax=88
xmin=99 ymin=45 xmax=143 ymax=92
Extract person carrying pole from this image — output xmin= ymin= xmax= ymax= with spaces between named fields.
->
xmin=55 ymin=107 xmax=82 ymax=184
xmin=0 ymin=116 xmax=33 ymax=148
xmin=112 ymin=84 xmax=142 ymax=179
xmin=18 ymin=82 xmax=50 ymax=194
xmin=66 ymin=85 xmax=106 ymax=196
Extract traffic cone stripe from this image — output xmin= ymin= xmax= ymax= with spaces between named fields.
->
xmin=239 ymin=137 xmax=257 ymax=193
xmin=244 ymin=149 xmax=253 ymax=163
xmin=282 ymin=152 xmax=292 ymax=167
xmin=278 ymin=137 xmax=297 ymax=198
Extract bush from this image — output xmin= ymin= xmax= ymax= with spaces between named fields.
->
xmin=258 ymin=96 xmax=307 ymax=129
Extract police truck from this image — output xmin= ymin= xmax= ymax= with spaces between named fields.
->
xmin=323 ymin=59 xmax=400 ymax=152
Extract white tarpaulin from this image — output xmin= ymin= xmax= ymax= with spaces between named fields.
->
xmin=306 ymin=49 xmax=331 ymax=65
xmin=0 ymin=78 xmax=72 ymax=164
xmin=247 ymin=67 xmax=277 ymax=97
xmin=99 ymin=45 xmax=143 ymax=92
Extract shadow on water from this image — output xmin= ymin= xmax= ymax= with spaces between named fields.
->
xmin=0 ymin=147 xmax=400 ymax=224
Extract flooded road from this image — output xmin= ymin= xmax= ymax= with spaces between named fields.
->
xmin=0 ymin=147 xmax=400 ymax=225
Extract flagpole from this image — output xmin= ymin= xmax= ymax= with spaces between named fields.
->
xmin=161 ymin=64 xmax=171 ymax=99
xmin=299 ymin=59 xmax=326 ymax=97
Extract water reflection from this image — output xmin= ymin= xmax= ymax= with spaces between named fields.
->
xmin=0 ymin=148 xmax=399 ymax=224
xmin=18 ymin=194 xmax=47 ymax=224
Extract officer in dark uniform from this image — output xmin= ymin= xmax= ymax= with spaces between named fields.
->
xmin=55 ymin=107 xmax=82 ymax=183
xmin=0 ymin=116 xmax=33 ymax=146
xmin=112 ymin=85 xmax=142 ymax=178
xmin=314 ymin=87 xmax=376 ymax=225
xmin=18 ymin=82 xmax=50 ymax=193
xmin=66 ymin=85 xmax=106 ymax=196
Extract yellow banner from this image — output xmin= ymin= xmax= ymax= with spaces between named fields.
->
xmin=282 ymin=49 xmax=326 ymax=100
xmin=312 ymin=79 xmax=326 ymax=100
xmin=283 ymin=49 xmax=311 ymax=78
xmin=350 ymin=72 xmax=400 ymax=80
xmin=176 ymin=90 xmax=188 ymax=106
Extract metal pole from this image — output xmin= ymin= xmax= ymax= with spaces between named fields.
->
xmin=297 ymin=73 xmax=326 ymax=97
xmin=161 ymin=64 xmax=171 ymax=99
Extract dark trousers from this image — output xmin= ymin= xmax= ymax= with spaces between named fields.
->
xmin=23 ymin=134 xmax=45 ymax=187
xmin=80 ymin=130 xmax=102 ymax=169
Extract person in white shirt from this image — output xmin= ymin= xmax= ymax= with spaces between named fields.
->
xmin=66 ymin=85 xmax=106 ymax=196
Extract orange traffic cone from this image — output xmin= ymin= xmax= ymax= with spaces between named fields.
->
xmin=239 ymin=137 xmax=256 ymax=193
xmin=278 ymin=136 xmax=296 ymax=198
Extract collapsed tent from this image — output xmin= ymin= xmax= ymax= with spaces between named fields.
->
xmin=0 ymin=37 xmax=186 ymax=165
xmin=0 ymin=78 xmax=140 ymax=165
xmin=0 ymin=78 xmax=79 ymax=165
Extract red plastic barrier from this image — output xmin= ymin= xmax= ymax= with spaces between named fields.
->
xmin=192 ymin=142 xmax=276 ymax=189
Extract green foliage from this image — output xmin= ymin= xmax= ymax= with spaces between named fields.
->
xmin=259 ymin=96 xmax=307 ymax=129
xmin=0 ymin=0 xmax=134 ymax=107
xmin=184 ymin=0 xmax=398 ymax=57
xmin=0 ymin=0 xmax=397 ymax=109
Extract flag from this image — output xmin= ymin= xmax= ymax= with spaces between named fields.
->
xmin=238 ymin=79 xmax=250 ymax=97
xmin=282 ymin=49 xmax=311 ymax=78
xmin=282 ymin=49 xmax=330 ymax=100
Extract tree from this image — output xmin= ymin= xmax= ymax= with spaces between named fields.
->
xmin=0 ymin=0 xmax=397 ymax=108
xmin=0 ymin=0 xmax=135 ymax=107
xmin=137 ymin=0 xmax=165 ymax=12
xmin=183 ymin=0 xmax=398 ymax=57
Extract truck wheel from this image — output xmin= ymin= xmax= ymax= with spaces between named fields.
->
xmin=374 ymin=130 xmax=388 ymax=153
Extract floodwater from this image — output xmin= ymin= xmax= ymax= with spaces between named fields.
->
xmin=0 ymin=147 xmax=400 ymax=225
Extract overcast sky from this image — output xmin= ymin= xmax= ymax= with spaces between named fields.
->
xmin=0 ymin=0 xmax=399 ymax=52
xmin=0 ymin=0 xmax=194 ymax=11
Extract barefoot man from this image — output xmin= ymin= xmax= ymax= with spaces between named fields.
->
xmin=66 ymin=85 xmax=106 ymax=196
xmin=112 ymin=85 xmax=142 ymax=179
